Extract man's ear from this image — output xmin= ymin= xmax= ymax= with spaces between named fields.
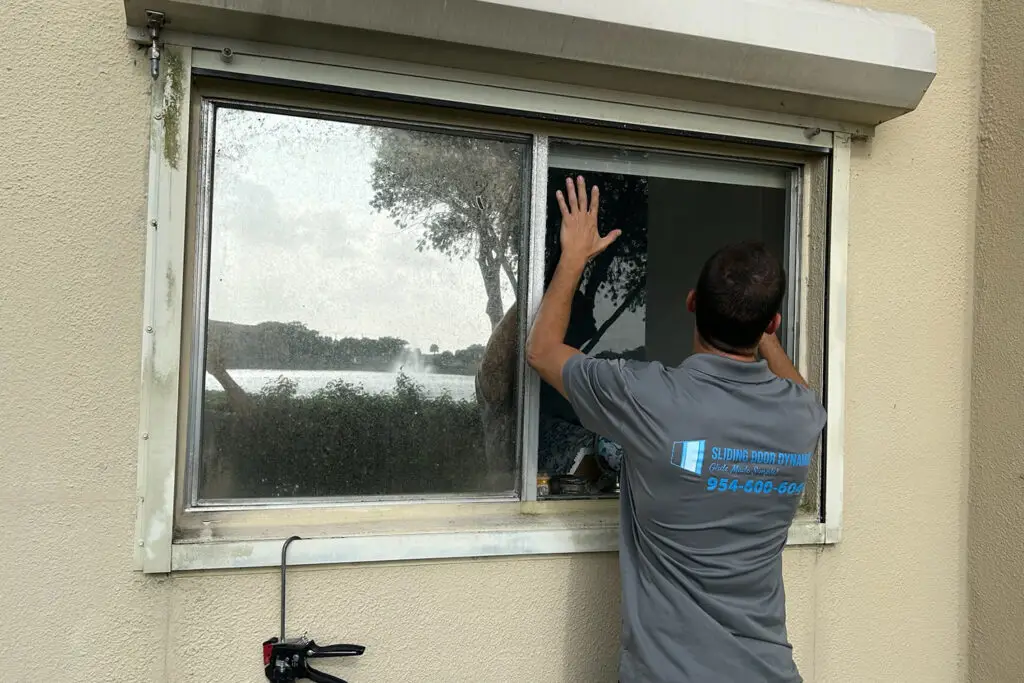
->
xmin=765 ymin=313 xmax=781 ymax=336
xmin=686 ymin=290 xmax=697 ymax=313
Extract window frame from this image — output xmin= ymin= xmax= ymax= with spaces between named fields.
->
xmin=135 ymin=41 xmax=848 ymax=574
xmin=183 ymin=95 xmax=535 ymax=510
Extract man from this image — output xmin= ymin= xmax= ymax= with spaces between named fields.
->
xmin=527 ymin=176 xmax=827 ymax=682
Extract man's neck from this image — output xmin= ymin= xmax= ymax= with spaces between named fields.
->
xmin=692 ymin=337 xmax=758 ymax=363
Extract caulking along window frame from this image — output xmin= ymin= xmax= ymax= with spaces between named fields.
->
xmin=134 ymin=42 xmax=849 ymax=573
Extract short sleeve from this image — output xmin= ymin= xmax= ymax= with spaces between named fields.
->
xmin=807 ymin=392 xmax=829 ymax=434
xmin=789 ymin=383 xmax=828 ymax=440
xmin=561 ymin=354 xmax=655 ymax=451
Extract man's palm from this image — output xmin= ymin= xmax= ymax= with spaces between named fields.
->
xmin=556 ymin=175 xmax=621 ymax=263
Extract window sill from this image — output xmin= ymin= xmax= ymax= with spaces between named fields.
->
xmin=168 ymin=512 xmax=835 ymax=571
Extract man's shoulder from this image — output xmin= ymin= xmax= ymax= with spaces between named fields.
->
xmin=566 ymin=353 xmax=672 ymax=380
xmin=766 ymin=376 xmax=828 ymax=430
xmin=563 ymin=354 xmax=680 ymax=403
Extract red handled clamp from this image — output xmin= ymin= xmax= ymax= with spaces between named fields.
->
xmin=263 ymin=637 xmax=365 ymax=683
xmin=263 ymin=537 xmax=366 ymax=682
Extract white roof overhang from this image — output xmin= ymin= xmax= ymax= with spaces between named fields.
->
xmin=125 ymin=0 xmax=937 ymax=128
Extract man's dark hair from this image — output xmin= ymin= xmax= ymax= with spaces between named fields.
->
xmin=694 ymin=241 xmax=786 ymax=352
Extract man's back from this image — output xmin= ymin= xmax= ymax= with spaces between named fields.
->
xmin=563 ymin=352 xmax=827 ymax=683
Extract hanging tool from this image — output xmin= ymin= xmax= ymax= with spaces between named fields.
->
xmin=263 ymin=536 xmax=366 ymax=683
xmin=145 ymin=11 xmax=165 ymax=80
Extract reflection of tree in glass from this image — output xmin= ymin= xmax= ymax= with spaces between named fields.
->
xmin=369 ymin=128 xmax=525 ymax=329
xmin=368 ymin=127 xmax=652 ymax=353
xmin=545 ymin=171 xmax=649 ymax=353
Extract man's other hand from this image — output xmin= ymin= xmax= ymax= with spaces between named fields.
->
xmin=758 ymin=332 xmax=809 ymax=387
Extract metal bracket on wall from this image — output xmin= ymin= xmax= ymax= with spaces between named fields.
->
xmin=145 ymin=10 xmax=166 ymax=80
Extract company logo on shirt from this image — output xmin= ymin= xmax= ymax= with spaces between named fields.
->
xmin=670 ymin=440 xmax=705 ymax=475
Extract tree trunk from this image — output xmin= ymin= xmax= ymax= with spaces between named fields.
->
xmin=207 ymin=363 xmax=252 ymax=413
xmin=499 ymin=256 xmax=517 ymax=294
xmin=477 ymin=235 xmax=505 ymax=329
xmin=582 ymin=276 xmax=646 ymax=354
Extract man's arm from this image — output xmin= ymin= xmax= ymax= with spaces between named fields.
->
xmin=526 ymin=257 xmax=586 ymax=397
xmin=527 ymin=176 xmax=621 ymax=397
xmin=758 ymin=333 xmax=809 ymax=387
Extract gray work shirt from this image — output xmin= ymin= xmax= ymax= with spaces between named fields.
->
xmin=563 ymin=352 xmax=827 ymax=683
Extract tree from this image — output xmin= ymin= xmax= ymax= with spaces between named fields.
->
xmin=544 ymin=171 xmax=649 ymax=353
xmin=370 ymin=128 xmax=651 ymax=350
xmin=369 ymin=128 xmax=525 ymax=329
xmin=429 ymin=344 xmax=439 ymax=354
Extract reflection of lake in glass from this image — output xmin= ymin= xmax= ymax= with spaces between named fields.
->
xmin=198 ymin=106 xmax=524 ymax=498
xmin=206 ymin=368 xmax=477 ymax=401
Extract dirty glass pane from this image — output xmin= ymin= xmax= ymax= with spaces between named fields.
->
xmin=537 ymin=142 xmax=791 ymax=499
xmin=196 ymin=106 xmax=526 ymax=500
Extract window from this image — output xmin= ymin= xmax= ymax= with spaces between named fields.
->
xmin=137 ymin=46 xmax=845 ymax=572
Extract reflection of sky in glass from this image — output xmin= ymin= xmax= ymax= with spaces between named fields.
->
xmin=208 ymin=108 xmax=515 ymax=351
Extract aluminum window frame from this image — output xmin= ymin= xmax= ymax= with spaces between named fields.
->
xmin=135 ymin=41 xmax=847 ymax=573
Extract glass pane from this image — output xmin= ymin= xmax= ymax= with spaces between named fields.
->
xmin=197 ymin=106 xmax=527 ymax=500
xmin=538 ymin=142 xmax=791 ymax=499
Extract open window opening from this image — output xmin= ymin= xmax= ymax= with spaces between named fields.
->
xmin=534 ymin=142 xmax=797 ymax=499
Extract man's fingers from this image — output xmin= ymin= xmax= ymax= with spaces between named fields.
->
xmin=566 ymin=177 xmax=578 ymax=212
xmin=576 ymin=176 xmax=588 ymax=213
xmin=589 ymin=185 xmax=600 ymax=216
xmin=555 ymin=190 xmax=570 ymax=219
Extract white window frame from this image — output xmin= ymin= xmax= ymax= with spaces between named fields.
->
xmin=134 ymin=40 xmax=848 ymax=573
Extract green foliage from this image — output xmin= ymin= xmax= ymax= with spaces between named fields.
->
xmin=207 ymin=319 xmax=483 ymax=375
xmin=431 ymin=344 xmax=486 ymax=374
xmin=369 ymin=128 xmax=525 ymax=264
xmin=199 ymin=373 xmax=487 ymax=498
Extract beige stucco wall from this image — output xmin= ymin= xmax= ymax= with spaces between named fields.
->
xmin=0 ymin=0 xmax=982 ymax=681
xmin=968 ymin=1 xmax=1024 ymax=681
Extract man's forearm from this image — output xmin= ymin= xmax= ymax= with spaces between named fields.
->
xmin=528 ymin=257 xmax=586 ymax=357
xmin=526 ymin=256 xmax=587 ymax=397
xmin=758 ymin=334 xmax=809 ymax=387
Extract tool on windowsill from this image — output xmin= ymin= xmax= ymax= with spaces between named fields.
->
xmin=263 ymin=536 xmax=366 ymax=683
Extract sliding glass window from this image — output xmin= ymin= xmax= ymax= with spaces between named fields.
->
xmin=181 ymin=91 xmax=814 ymax=512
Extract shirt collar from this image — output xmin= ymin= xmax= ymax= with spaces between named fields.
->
xmin=680 ymin=352 xmax=776 ymax=384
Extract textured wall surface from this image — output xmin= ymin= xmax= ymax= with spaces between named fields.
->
xmin=968 ymin=1 xmax=1024 ymax=681
xmin=810 ymin=0 xmax=978 ymax=680
xmin=0 ymin=0 xmax=980 ymax=681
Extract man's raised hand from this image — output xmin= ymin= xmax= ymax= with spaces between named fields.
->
xmin=555 ymin=175 xmax=622 ymax=266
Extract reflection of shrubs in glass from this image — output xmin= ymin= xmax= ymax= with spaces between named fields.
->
xmin=201 ymin=372 xmax=483 ymax=499
xmin=260 ymin=375 xmax=298 ymax=398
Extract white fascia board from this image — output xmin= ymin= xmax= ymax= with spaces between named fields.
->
xmin=483 ymin=0 xmax=936 ymax=109
xmin=125 ymin=0 xmax=936 ymax=123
